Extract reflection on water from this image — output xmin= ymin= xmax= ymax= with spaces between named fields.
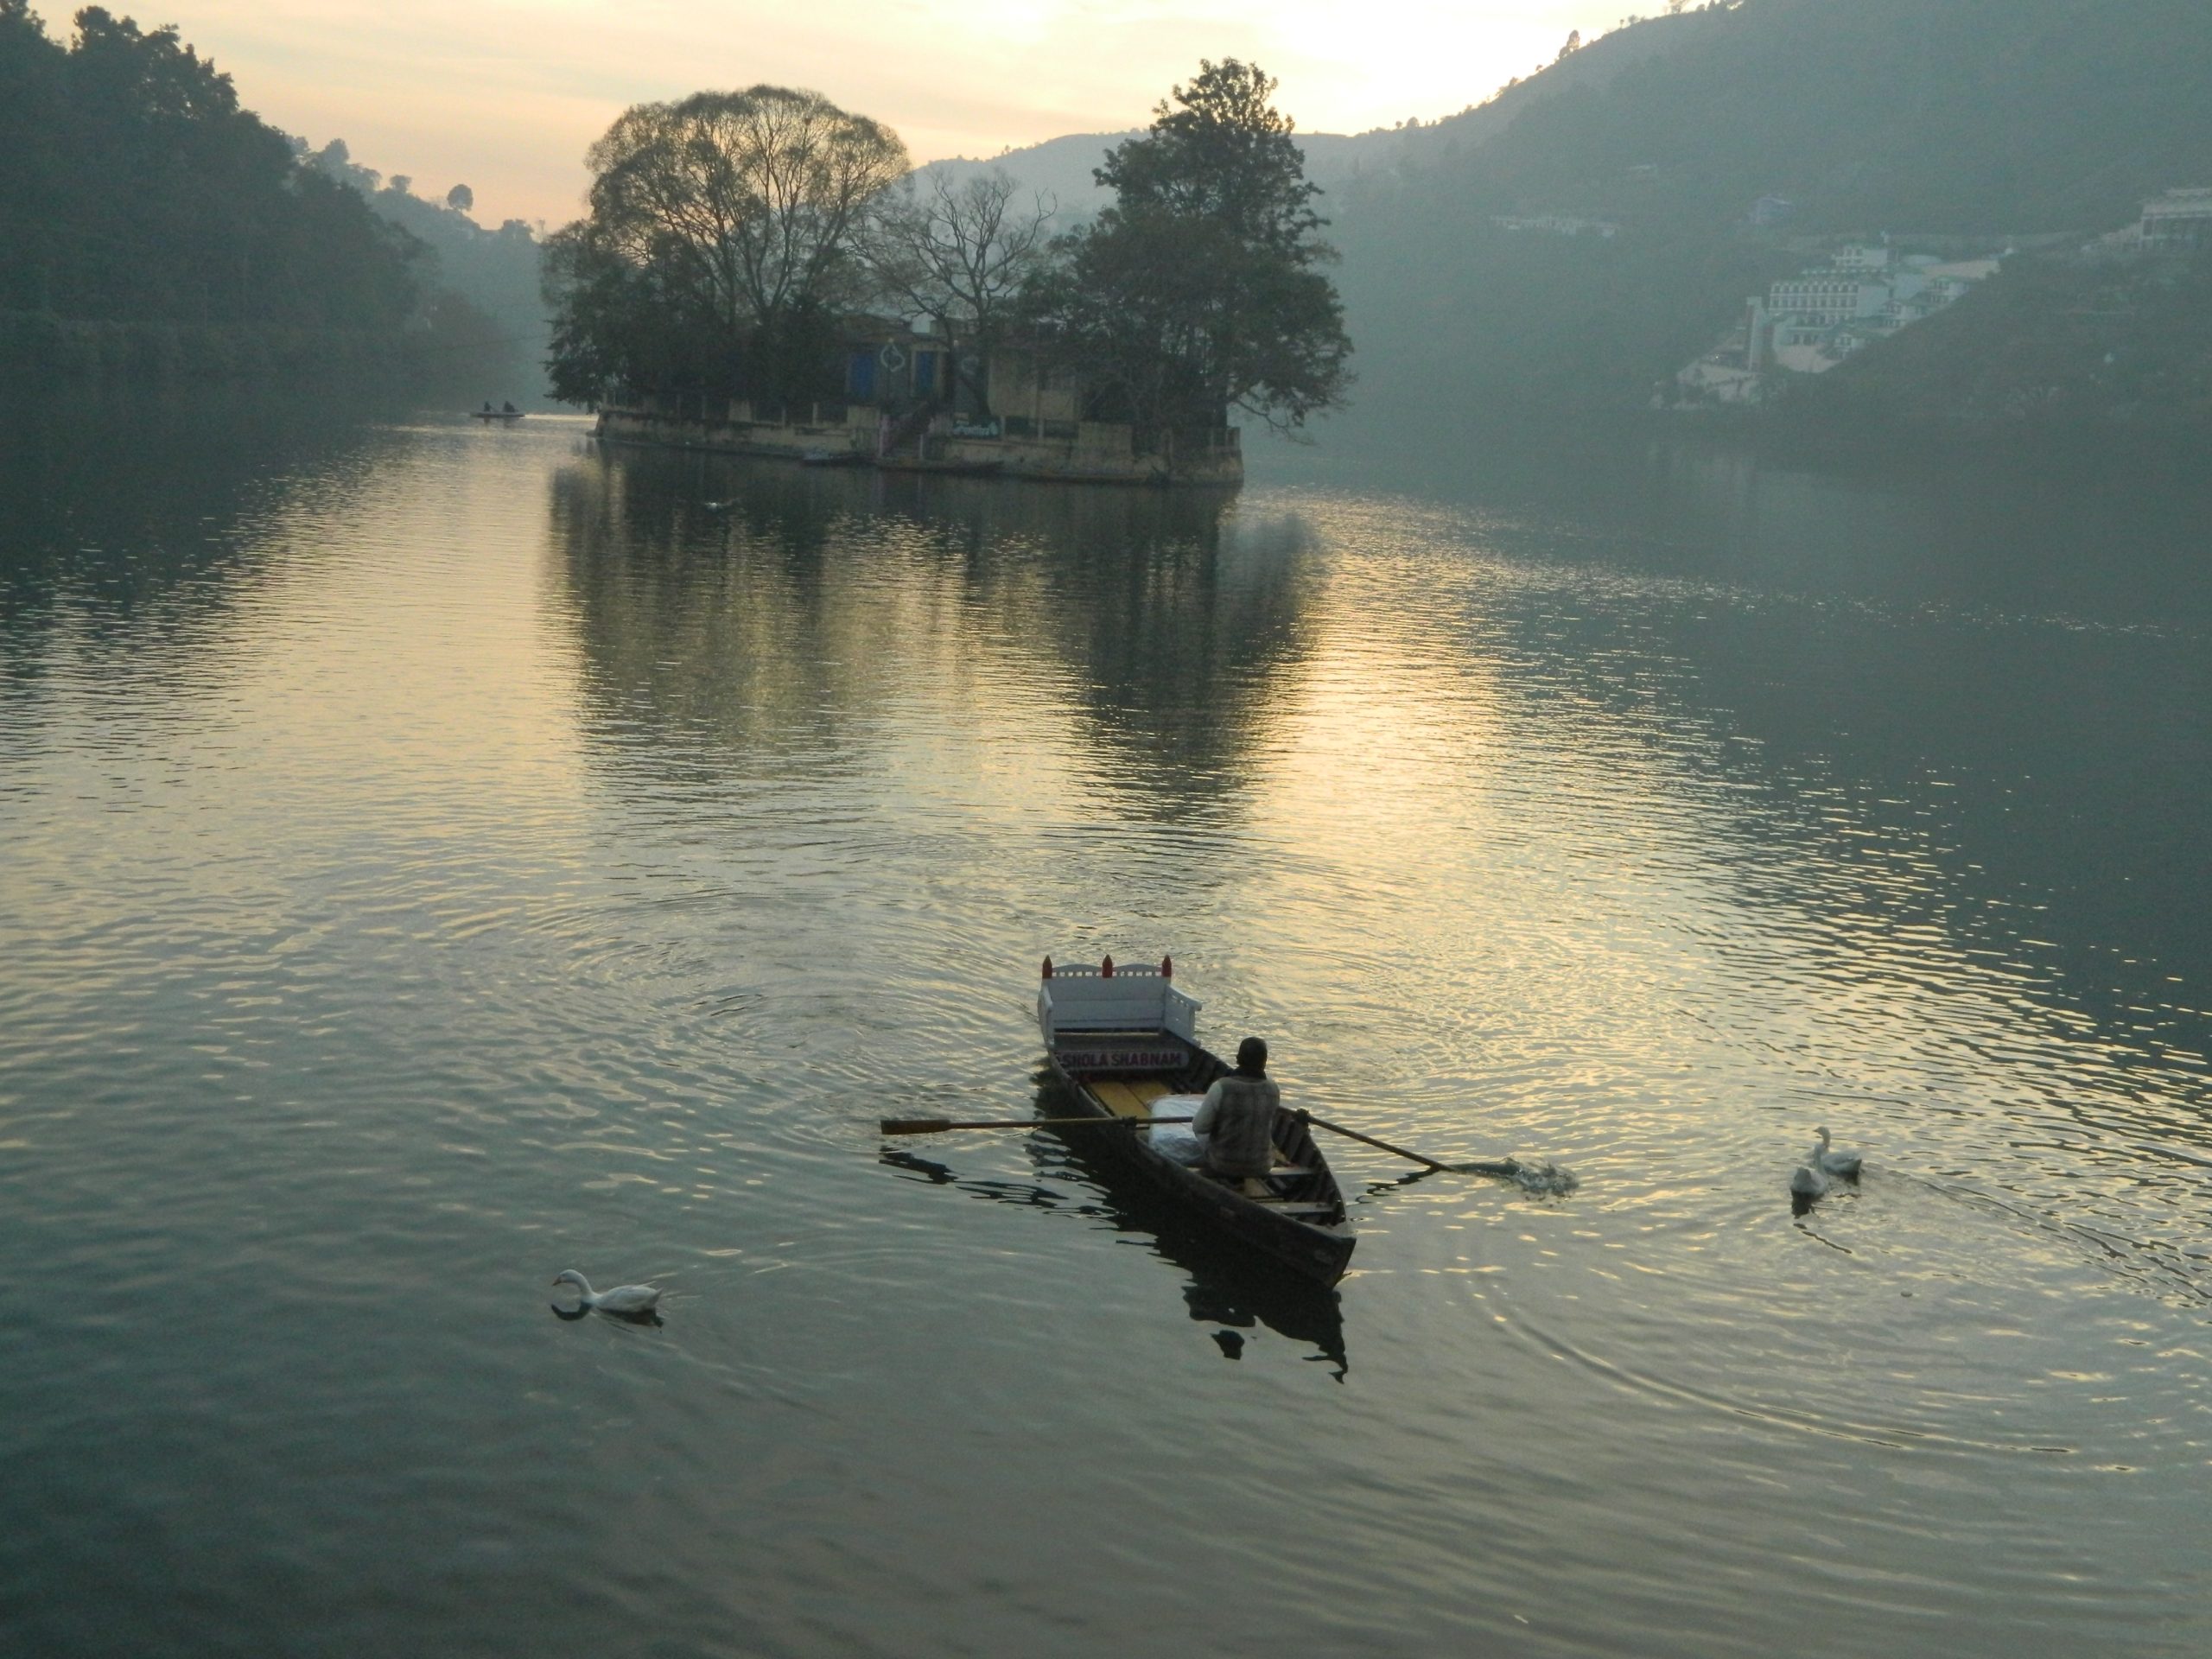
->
xmin=548 ymin=442 xmax=1322 ymax=804
xmin=0 ymin=386 xmax=412 ymax=715
xmin=3 ymin=403 xmax=2210 ymax=1657
xmin=878 ymin=1079 xmax=1352 ymax=1380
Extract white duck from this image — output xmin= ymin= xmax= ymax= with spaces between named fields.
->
xmin=1789 ymin=1163 xmax=1829 ymax=1200
xmin=551 ymin=1269 xmax=664 ymax=1316
xmin=1809 ymin=1126 xmax=1863 ymax=1179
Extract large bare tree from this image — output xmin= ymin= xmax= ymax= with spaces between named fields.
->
xmin=865 ymin=169 xmax=1055 ymax=416
xmin=548 ymin=85 xmax=907 ymax=402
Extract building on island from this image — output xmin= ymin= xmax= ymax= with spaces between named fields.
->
xmin=594 ymin=315 xmax=1242 ymax=486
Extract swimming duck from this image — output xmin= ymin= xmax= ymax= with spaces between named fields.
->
xmin=1809 ymin=1126 xmax=1863 ymax=1179
xmin=550 ymin=1269 xmax=663 ymax=1316
xmin=1789 ymin=1163 xmax=1829 ymax=1200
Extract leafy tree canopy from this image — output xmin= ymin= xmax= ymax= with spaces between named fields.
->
xmin=1030 ymin=59 xmax=1352 ymax=433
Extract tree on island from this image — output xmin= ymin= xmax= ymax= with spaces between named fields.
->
xmin=543 ymin=86 xmax=908 ymax=407
xmin=864 ymin=168 xmax=1056 ymax=419
xmin=1022 ymin=59 xmax=1352 ymax=435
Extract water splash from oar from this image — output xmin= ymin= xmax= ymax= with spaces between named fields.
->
xmin=1459 ymin=1156 xmax=1578 ymax=1195
xmin=1503 ymin=1158 xmax=1579 ymax=1196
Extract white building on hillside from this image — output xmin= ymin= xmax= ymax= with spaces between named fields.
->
xmin=1765 ymin=274 xmax=1893 ymax=326
xmin=1490 ymin=212 xmax=1620 ymax=238
xmin=2139 ymin=188 xmax=2212 ymax=250
xmin=1719 ymin=250 xmax=1998 ymax=385
xmin=1831 ymin=244 xmax=1894 ymax=273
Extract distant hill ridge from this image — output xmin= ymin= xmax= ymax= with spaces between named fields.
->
xmin=918 ymin=16 xmax=1707 ymax=218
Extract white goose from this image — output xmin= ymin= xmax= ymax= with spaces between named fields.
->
xmin=551 ymin=1269 xmax=664 ymax=1316
xmin=1789 ymin=1163 xmax=1830 ymax=1200
xmin=1809 ymin=1126 xmax=1863 ymax=1179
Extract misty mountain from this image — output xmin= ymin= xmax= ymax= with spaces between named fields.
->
xmin=307 ymin=141 xmax=550 ymax=398
xmin=918 ymin=15 xmax=1703 ymax=219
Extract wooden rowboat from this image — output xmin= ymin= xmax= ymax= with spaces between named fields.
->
xmin=1037 ymin=956 xmax=1355 ymax=1286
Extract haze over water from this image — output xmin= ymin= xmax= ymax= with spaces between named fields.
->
xmin=3 ymin=398 xmax=2208 ymax=1656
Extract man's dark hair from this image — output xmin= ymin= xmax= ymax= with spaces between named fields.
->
xmin=1235 ymin=1037 xmax=1268 ymax=1075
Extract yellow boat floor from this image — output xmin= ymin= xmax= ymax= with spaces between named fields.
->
xmin=1089 ymin=1078 xmax=1172 ymax=1117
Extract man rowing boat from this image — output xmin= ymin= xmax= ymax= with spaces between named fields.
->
xmin=1192 ymin=1037 xmax=1280 ymax=1186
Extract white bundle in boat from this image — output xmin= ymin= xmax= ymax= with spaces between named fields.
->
xmin=1146 ymin=1095 xmax=1211 ymax=1166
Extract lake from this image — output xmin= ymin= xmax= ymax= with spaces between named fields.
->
xmin=3 ymin=394 xmax=2207 ymax=1656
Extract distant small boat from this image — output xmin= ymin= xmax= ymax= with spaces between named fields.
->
xmin=471 ymin=407 xmax=525 ymax=422
xmin=799 ymin=448 xmax=862 ymax=467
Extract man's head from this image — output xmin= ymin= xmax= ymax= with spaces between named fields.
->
xmin=1235 ymin=1036 xmax=1268 ymax=1076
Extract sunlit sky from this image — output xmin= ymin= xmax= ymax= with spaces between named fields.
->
xmin=158 ymin=1 xmax=1594 ymax=227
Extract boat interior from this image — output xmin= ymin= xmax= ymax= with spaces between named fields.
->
xmin=1066 ymin=1055 xmax=1344 ymax=1222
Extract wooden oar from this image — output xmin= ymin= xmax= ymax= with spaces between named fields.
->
xmin=1297 ymin=1110 xmax=1519 ymax=1178
xmin=879 ymin=1109 xmax=1530 ymax=1182
xmin=880 ymin=1115 xmax=1194 ymax=1136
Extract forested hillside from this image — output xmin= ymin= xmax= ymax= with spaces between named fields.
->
xmin=1325 ymin=0 xmax=2212 ymax=426
xmin=0 ymin=3 xmax=480 ymax=384
xmin=306 ymin=141 xmax=550 ymax=397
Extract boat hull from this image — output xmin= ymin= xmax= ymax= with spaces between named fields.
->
xmin=1040 ymin=1044 xmax=1356 ymax=1286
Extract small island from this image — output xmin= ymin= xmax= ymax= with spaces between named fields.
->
xmin=548 ymin=62 xmax=1351 ymax=486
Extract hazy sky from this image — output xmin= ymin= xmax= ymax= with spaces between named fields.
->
xmin=165 ymin=1 xmax=1593 ymax=226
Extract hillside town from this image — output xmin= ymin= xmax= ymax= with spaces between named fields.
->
xmin=1669 ymin=238 xmax=2001 ymax=406
xmin=1666 ymin=186 xmax=2212 ymax=408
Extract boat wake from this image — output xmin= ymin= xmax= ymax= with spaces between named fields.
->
xmin=1889 ymin=1168 xmax=2212 ymax=1310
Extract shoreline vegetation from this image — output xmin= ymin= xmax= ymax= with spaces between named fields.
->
xmin=0 ymin=3 xmax=537 ymax=395
xmin=0 ymin=308 xmax=463 ymax=385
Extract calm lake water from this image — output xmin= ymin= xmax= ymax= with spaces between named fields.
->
xmin=3 ymin=395 xmax=2208 ymax=1656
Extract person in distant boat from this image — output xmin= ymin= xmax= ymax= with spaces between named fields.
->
xmin=502 ymin=400 xmax=516 ymax=413
xmin=482 ymin=401 xmax=493 ymax=412
xmin=1192 ymin=1037 xmax=1281 ymax=1185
